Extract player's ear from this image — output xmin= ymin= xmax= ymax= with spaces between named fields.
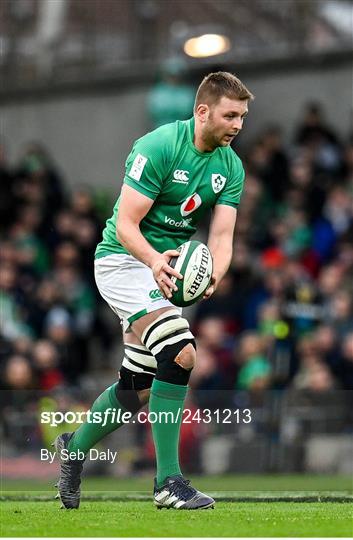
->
xmin=195 ymin=104 xmax=209 ymax=123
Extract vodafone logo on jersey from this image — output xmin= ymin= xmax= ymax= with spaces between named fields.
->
xmin=180 ymin=193 xmax=202 ymax=217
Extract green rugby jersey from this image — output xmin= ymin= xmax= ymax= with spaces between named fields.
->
xmin=95 ymin=117 xmax=245 ymax=258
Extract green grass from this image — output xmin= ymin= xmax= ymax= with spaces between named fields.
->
xmin=1 ymin=501 xmax=352 ymax=537
xmin=2 ymin=473 xmax=352 ymax=493
xmin=1 ymin=475 xmax=352 ymax=537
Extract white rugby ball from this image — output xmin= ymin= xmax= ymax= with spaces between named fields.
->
xmin=169 ymin=240 xmax=213 ymax=307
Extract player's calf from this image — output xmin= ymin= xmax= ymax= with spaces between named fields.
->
xmin=141 ymin=309 xmax=214 ymax=508
xmin=54 ymin=345 xmax=156 ymax=510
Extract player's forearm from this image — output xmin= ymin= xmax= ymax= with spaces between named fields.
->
xmin=116 ymin=220 xmax=160 ymax=268
xmin=208 ymin=237 xmax=233 ymax=284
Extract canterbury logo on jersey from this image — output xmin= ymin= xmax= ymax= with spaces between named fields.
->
xmin=180 ymin=193 xmax=202 ymax=216
xmin=173 ymin=170 xmax=189 ymax=183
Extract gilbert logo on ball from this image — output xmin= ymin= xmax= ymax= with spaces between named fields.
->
xmin=180 ymin=193 xmax=202 ymax=217
xmin=169 ymin=240 xmax=213 ymax=307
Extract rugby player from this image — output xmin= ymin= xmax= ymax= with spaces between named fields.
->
xmin=54 ymin=72 xmax=253 ymax=510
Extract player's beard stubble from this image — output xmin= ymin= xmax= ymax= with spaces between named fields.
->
xmin=201 ymin=113 xmax=238 ymax=151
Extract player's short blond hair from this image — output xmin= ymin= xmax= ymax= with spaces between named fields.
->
xmin=194 ymin=71 xmax=254 ymax=110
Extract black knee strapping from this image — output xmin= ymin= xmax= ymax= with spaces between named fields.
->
xmin=155 ymin=339 xmax=196 ymax=386
xmin=115 ymin=366 xmax=154 ymax=414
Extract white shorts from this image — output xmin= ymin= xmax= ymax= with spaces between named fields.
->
xmin=94 ymin=254 xmax=182 ymax=333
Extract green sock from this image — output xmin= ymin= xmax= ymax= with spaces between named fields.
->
xmin=67 ymin=384 xmax=127 ymax=455
xmin=149 ymin=379 xmax=188 ymax=487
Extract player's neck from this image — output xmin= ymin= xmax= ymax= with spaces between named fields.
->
xmin=193 ymin=132 xmax=215 ymax=153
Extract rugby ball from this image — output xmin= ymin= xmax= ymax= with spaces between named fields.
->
xmin=169 ymin=240 xmax=213 ymax=307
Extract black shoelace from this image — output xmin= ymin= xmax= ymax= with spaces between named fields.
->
xmin=169 ymin=477 xmax=197 ymax=501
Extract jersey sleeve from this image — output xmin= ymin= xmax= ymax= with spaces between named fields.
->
xmin=216 ymin=155 xmax=245 ymax=208
xmin=123 ymin=135 xmax=169 ymax=200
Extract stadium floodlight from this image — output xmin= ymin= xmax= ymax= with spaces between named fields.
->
xmin=183 ymin=33 xmax=230 ymax=58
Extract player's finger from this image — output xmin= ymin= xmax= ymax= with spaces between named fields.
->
xmin=155 ymin=277 xmax=168 ymax=299
xmin=164 ymin=249 xmax=180 ymax=258
xmin=160 ymin=272 xmax=178 ymax=292
xmin=164 ymin=264 xmax=183 ymax=280
xmin=156 ymin=274 xmax=171 ymax=298
xmin=159 ymin=280 xmax=172 ymax=299
xmin=203 ymin=286 xmax=214 ymax=299
xmin=163 ymin=250 xmax=183 ymax=279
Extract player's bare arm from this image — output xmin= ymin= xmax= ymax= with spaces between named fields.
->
xmin=116 ymin=184 xmax=182 ymax=298
xmin=204 ymin=204 xmax=237 ymax=299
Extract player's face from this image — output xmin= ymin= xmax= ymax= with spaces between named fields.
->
xmin=202 ymin=96 xmax=248 ymax=149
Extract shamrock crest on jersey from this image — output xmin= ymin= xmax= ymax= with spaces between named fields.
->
xmin=211 ymin=173 xmax=227 ymax=193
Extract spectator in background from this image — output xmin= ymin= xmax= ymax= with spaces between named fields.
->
xmin=32 ymin=339 xmax=64 ymax=391
xmin=0 ymin=262 xmax=31 ymax=341
xmin=0 ymin=139 xmax=16 ymax=230
xmin=290 ymin=331 xmax=340 ymax=395
xmin=51 ymin=260 xmax=96 ymax=364
xmin=247 ymin=126 xmax=289 ymax=203
xmin=15 ymin=142 xmax=66 ymax=229
xmin=338 ymin=332 xmax=353 ymax=390
xmin=291 ymin=355 xmax=338 ymax=393
xmin=313 ymin=324 xmax=340 ymax=375
xmin=323 ymin=185 xmax=352 ymax=237
xmin=146 ymin=58 xmax=195 ymax=129
xmin=342 ymin=137 xmax=353 ymax=182
xmin=294 ymin=102 xmax=339 ymax=147
xmin=72 ymin=217 xmax=101 ymax=283
xmin=71 ymin=188 xmax=103 ymax=233
xmin=257 ymin=301 xmax=281 ymax=343
xmin=25 ymin=278 xmax=61 ymax=338
xmin=196 ymin=316 xmax=236 ymax=386
xmin=44 ymin=307 xmax=80 ymax=383
xmin=9 ymin=204 xmax=49 ymax=277
xmin=236 ymin=174 xmax=273 ymax=249
xmin=243 ymin=268 xmax=286 ymax=330
xmin=190 ymin=341 xmax=229 ymax=409
xmin=327 ymin=289 xmax=353 ymax=338
xmin=234 ymin=332 xmax=271 ymax=392
xmin=194 ymin=272 xmax=241 ymax=334
xmin=2 ymin=354 xmax=35 ymax=391
xmin=45 ymin=209 xmax=76 ymax=250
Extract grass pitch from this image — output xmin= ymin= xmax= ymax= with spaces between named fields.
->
xmin=1 ymin=501 xmax=352 ymax=537
xmin=1 ymin=475 xmax=352 ymax=537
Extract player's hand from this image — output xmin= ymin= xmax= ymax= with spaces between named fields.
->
xmin=203 ymin=275 xmax=216 ymax=300
xmin=151 ymin=250 xmax=183 ymax=299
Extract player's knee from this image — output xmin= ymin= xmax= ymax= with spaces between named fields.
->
xmin=136 ymin=387 xmax=150 ymax=405
xmin=174 ymin=343 xmax=196 ymax=371
xmin=154 ymin=342 xmax=196 ymax=385
xmin=141 ymin=310 xmax=196 ymax=385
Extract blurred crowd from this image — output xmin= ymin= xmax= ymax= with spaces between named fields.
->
xmin=0 ymin=142 xmax=111 ymax=393
xmin=1 ymin=101 xmax=352 ymax=464
xmin=192 ymin=103 xmax=353 ymax=401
